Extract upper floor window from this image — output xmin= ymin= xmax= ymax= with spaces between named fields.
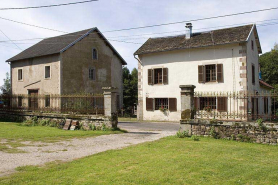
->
xmin=92 ymin=48 xmax=98 ymax=60
xmin=148 ymin=68 xmax=168 ymax=85
xmin=45 ymin=66 xmax=51 ymax=79
xmin=89 ymin=68 xmax=96 ymax=80
xmin=198 ymin=64 xmax=223 ymax=83
xmin=18 ymin=69 xmax=23 ymax=81
xmin=251 ymin=40 xmax=254 ymax=51
xmin=205 ymin=65 xmax=216 ymax=82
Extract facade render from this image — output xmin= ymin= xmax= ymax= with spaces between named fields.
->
xmin=134 ymin=24 xmax=273 ymax=122
xmin=7 ymin=27 xmax=126 ymax=109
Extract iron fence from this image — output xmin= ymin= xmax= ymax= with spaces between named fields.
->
xmin=194 ymin=91 xmax=278 ymax=121
xmin=0 ymin=94 xmax=104 ymax=115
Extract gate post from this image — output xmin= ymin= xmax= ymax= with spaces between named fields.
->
xmin=179 ymin=85 xmax=196 ymax=134
xmin=102 ymin=87 xmax=118 ymax=116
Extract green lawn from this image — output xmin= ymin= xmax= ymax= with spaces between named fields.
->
xmin=1 ymin=137 xmax=277 ymax=185
xmin=0 ymin=122 xmax=124 ymax=153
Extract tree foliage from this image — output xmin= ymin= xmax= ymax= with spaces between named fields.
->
xmin=123 ymin=67 xmax=138 ymax=109
xmin=259 ymin=44 xmax=278 ymax=92
xmin=1 ymin=72 xmax=11 ymax=94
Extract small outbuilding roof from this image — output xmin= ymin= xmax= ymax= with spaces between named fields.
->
xmin=6 ymin=27 xmax=127 ymax=65
xmin=259 ymin=80 xmax=274 ymax=89
xmin=134 ymin=24 xmax=261 ymax=55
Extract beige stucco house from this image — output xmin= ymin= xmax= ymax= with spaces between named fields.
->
xmin=7 ymin=27 xmax=126 ymax=109
xmin=134 ymin=24 xmax=273 ymax=122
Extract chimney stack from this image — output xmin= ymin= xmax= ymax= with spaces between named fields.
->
xmin=185 ymin=23 xmax=192 ymax=39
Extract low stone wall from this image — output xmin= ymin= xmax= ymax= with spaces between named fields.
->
xmin=0 ymin=111 xmax=117 ymax=129
xmin=180 ymin=120 xmax=278 ymax=145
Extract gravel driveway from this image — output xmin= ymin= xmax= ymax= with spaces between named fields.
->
xmin=0 ymin=121 xmax=180 ymax=177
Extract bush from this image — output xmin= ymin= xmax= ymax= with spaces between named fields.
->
xmin=176 ymin=130 xmax=190 ymax=138
xmin=209 ymin=126 xmax=220 ymax=139
xmin=256 ymin=118 xmax=267 ymax=132
xmin=191 ymin=135 xmax=200 ymax=141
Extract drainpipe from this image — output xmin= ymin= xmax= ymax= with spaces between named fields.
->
xmin=133 ymin=54 xmax=142 ymax=65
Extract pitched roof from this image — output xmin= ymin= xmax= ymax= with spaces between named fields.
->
xmin=6 ymin=28 xmax=127 ymax=65
xmin=134 ymin=24 xmax=259 ymax=55
xmin=259 ymin=80 xmax=274 ymax=89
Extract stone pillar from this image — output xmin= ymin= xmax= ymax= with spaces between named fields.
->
xmin=180 ymin=85 xmax=196 ymax=119
xmin=179 ymin=85 xmax=196 ymax=134
xmin=103 ymin=87 xmax=118 ymax=117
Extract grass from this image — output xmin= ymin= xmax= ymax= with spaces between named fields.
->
xmin=0 ymin=122 xmax=125 ymax=143
xmin=0 ymin=122 xmax=125 ymax=153
xmin=1 ymin=137 xmax=277 ymax=184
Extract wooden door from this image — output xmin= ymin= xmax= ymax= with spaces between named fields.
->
xmin=28 ymin=90 xmax=38 ymax=109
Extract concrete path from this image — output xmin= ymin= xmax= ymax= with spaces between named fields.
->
xmin=0 ymin=121 xmax=180 ymax=177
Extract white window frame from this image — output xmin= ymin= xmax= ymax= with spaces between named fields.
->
xmin=17 ymin=68 xmax=23 ymax=81
xmin=44 ymin=65 xmax=51 ymax=79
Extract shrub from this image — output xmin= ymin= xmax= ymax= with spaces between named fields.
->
xmin=191 ymin=135 xmax=200 ymax=141
xmin=256 ymin=118 xmax=267 ymax=132
xmin=176 ymin=130 xmax=190 ymax=138
xmin=209 ymin=126 xmax=220 ymax=139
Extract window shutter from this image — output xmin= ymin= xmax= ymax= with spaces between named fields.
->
xmin=148 ymin=69 xmax=153 ymax=85
xmin=163 ymin=68 xmax=168 ymax=85
xmin=169 ymin=98 xmax=177 ymax=111
xmin=198 ymin=65 xmax=204 ymax=83
xmin=194 ymin=97 xmax=199 ymax=110
xmin=217 ymin=97 xmax=227 ymax=112
xmin=217 ymin=64 xmax=223 ymax=83
xmin=146 ymin=98 xmax=154 ymax=111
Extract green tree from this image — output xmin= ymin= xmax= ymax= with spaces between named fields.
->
xmin=1 ymin=72 xmax=11 ymax=94
xmin=259 ymin=45 xmax=278 ymax=92
xmin=122 ymin=67 xmax=138 ymax=110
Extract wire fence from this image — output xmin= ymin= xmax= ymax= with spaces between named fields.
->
xmin=194 ymin=91 xmax=278 ymax=121
xmin=0 ymin=94 xmax=104 ymax=115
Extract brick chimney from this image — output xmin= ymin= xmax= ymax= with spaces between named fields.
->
xmin=185 ymin=23 xmax=192 ymax=39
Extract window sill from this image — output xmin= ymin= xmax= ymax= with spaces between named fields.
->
xmin=44 ymin=78 xmax=51 ymax=80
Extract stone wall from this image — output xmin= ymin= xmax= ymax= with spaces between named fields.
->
xmin=181 ymin=120 xmax=278 ymax=145
xmin=0 ymin=111 xmax=117 ymax=129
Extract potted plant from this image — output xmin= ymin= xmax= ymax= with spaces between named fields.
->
xmin=159 ymin=106 xmax=168 ymax=112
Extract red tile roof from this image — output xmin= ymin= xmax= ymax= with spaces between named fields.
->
xmin=259 ymin=80 xmax=274 ymax=89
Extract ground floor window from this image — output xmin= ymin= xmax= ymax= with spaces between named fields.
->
xmin=200 ymin=97 xmax=216 ymax=110
xmin=18 ymin=96 xmax=23 ymax=107
xmin=146 ymin=97 xmax=176 ymax=111
xmin=155 ymin=98 xmax=168 ymax=110
xmin=264 ymin=97 xmax=268 ymax=114
xmin=45 ymin=95 xmax=50 ymax=107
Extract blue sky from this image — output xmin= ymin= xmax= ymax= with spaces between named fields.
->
xmin=1 ymin=0 xmax=278 ymax=86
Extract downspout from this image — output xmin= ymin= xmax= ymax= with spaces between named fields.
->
xmin=134 ymin=54 xmax=142 ymax=65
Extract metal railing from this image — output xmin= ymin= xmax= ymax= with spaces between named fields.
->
xmin=194 ymin=91 xmax=278 ymax=121
xmin=0 ymin=94 xmax=104 ymax=115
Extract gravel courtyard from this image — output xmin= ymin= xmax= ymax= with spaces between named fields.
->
xmin=0 ymin=121 xmax=180 ymax=177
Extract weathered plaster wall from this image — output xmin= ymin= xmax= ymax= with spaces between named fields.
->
xmin=11 ymin=54 xmax=60 ymax=95
xmin=61 ymin=31 xmax=123 ymax=108
xmin=140 ymin=44 xmax=244 ymax=121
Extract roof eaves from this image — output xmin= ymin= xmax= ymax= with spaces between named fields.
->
xmin=135 ymin=40 xmax=247 ymax=55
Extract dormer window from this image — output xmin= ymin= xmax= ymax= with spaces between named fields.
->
xmin=92 ymin=48 xmax=98 ymax=60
